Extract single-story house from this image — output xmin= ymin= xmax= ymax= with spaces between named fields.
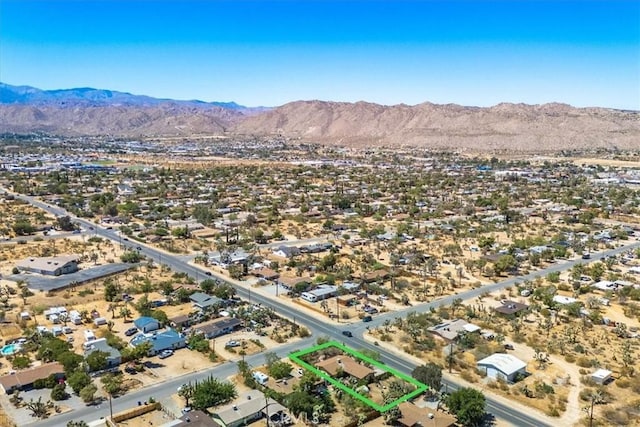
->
xmin=130 ymin=328 xmax=186 ymax=355
xmin=272 ymin=246 xmax=301 ymax=259
xmin=299 ymin=242 xmax=334 ymax=254
xmin=494 ymin=300 xmax=529 ymax=317
xmin=0 ymin=362 xmax=64 ymax=394
xmin=249 ymin=268 xmax=280 ymax=281
xmin=83 ymin=338 xmax=122 ymax=369
xmin=301 ymin=285 xmax=338 ymax=303
xmin=397 ymin=402 xmax=456 ymax=427
xmin=360 ymin=269 xmax=390 ymax=283
xmin=277 ymin=276 xmax=312 ymax=291
xmin=190 ymin=292 xmax=223 ymax=311
xmin=552 ymin=295 xmax=578 ymax=305
xmin=193 ymin=317 xmax=243 ymax=339
xmin=591 ymin=369 xmax=612 ymax=385
xmin=16 ymin=255 xmax=79 ymax=276
xmin=477 ymin=353 xmax=527 ymax=382
xmin=428 ymin=319 xmax=481 ymax=342
xmin=316 ymin=355 xmax=373 ymax=380
xmin=209 ymin=249 xmax=250 ymax=267
xmin=173 ymin=409 xmax=219 ymax=427
xmin=169 ymin=314 xmax=192 ymax=329
xmin=211 ymin=390 xmax=286 ymax=427
xmin=134 ymin=316 xmax=161 ymax=333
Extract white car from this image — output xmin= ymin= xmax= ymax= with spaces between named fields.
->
xmin=158 ymin=349 xmax=174 ymax=359
xmin=225 ymin=340 xmax=241 ymax=348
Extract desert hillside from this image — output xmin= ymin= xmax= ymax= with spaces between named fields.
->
xmin=0 ymin=104 xmax=243 ymax=137
xmin=232 ymin=100 xmax=640 ymax=151
xmin=1 ymin=83 xmax=639 ymax=151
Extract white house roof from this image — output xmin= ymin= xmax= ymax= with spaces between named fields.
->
xmin=552 ymin=295 xmax=578 ymax=305
xmin=477 ymin=353 xmax=527 ymax=376
xmin=16 ymin=255 xmax=79 ymax=273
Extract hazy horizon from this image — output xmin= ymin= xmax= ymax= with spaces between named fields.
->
xmin=2 ymin=0 xmax=639 ymax=110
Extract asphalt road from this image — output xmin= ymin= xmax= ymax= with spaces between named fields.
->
xmin=11 ymin=189 xmax=640 ymax=427
xmin=30 ymin=338 xmax=314 ymax=427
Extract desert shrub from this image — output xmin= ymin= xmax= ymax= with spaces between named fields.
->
xmin=615 ymin=378 xmax=630 ymax=388
xmin=546 ymin=406 xmax=560 ymax=417
xmin=460 ymin=370 xmax=476 ymax=383
xmin=576 ymin=357 xmax=597 ymax=368
xmin=298 ymin=327 xmax=310 ymax=338
xmin=564 ymin=353 xmax=576 ymax=363
xmin=602 ymin=409 xmax=630 ymax=426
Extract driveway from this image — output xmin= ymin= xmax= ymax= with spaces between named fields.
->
xmin=0 ymin=384 xmax=85 ymax=425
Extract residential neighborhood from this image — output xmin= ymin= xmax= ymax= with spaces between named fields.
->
xmin=0 ymin=136 xmax=637 ymax=427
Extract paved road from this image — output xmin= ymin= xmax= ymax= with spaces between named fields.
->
xmin=11 ymin=188 xmax=639 ymax=427
xmin=30 ymin=339 xmax=314 ymax=427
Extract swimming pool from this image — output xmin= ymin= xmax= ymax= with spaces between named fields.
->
xmin=0 ymin=343 xmax=21 ymax=356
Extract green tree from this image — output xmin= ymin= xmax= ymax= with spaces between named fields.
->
xmin=101 ymin=373 xmax=123 ymax=396
xmin=67 ymin=421 xmax=89 ymax=427
xmin=56 ymin=216 xmax=76 ymax=232
xmin=200 ymin=279 xmax=217 ymax=294
xmin=411 ymin=363 xmax=442 ymax=395
xmin=104 ymin=281 xmax=119 ymax=302
xmin=13 ymin=220 xmax=36 ymax=236
xmin=79 ymin=383 xmax=98 ymax=403
xmin=269 ymin=361 xmax=293 ymax=380
xmin=51 ymin=383 xmax=69 ymax=401
xmin=85 ymin=350 xmax=109 ymax=372
xmin=494 ymin=255 xmax=517 ymax=275
xmin=58 ymin=351 xmax=84 ymax=374
xmin=192 ymin=376 xmax=237 ymax=410
xmin=444 ymin=387 xmax=486 ymax=426
xmin=67 ymin=371 xmax=92 ymax=394
xmin=178 ymin=382 xmax=195 ymax=407
xmin=120 ymin=251 xmax=142 ymax=263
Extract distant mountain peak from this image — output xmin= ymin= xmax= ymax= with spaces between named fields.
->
xmin=0 ymin=82 xmax=251 ymax=111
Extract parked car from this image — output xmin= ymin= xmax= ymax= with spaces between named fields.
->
xmin=504 ymin=343 xmax=515 ymax=350
xmin=226 ymin=340 xmax=241 ymax=348
xmin=158 ymin=349 xmax=174 ymax=359
xmin=125 ymin=327 xmax=138 ymax=336
xmin=341 ymin=330 xmax=353 ymax=338
xmin=362 ymin=315 xmax=373 ymax=322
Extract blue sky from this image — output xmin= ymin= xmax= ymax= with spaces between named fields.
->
xmin=1 ymin=0 xmax=639 ymax=109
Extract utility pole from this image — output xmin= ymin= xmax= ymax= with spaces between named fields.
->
xmin=108 ymin=392 xmax=113 ymax=421
xmin=448 ymin=341 xmax=454 ymax=373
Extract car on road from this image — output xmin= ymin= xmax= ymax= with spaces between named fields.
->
xmin=226 ymin=340 xmax=241 ymax=348
xmin=205 ymin=271 xmax=212 ymax=276
xmin=341 ymin=330 xmax=353 ymax=338
xmin=504 ymin=343 xmax=515 ymax=350
xmin=124 ymin=327 xmax=138 ymax=336
xmin=362 ymin=315 xmax=373 ymax=322
xmin=158 ymin=349 xmax=174 ymax=359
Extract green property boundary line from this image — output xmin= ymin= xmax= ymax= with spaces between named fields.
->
xmin=289 ymin=341 xmax=428 ymax=412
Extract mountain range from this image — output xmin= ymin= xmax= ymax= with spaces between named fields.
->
xmin=1 ymin=83 xmax=639 ymax=151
